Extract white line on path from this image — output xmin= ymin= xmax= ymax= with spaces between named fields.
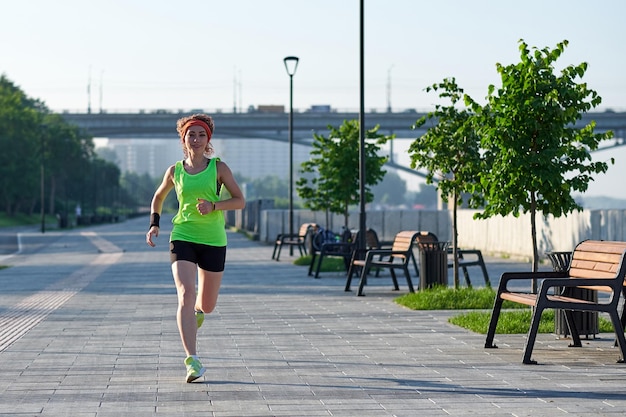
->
xmin=0 ymin=231 xmax=123 ymax=352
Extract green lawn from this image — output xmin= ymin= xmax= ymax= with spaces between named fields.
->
xmin=294 ymin=255 xmax=347 ymax=272
xmin=0 ymin=213 xmax=56 ymax=228
xmin=395 ymin=286 xmax=613 ymax=334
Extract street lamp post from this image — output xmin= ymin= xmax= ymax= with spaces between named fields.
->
xmin=40 ymin=125 xmax=47 ymax=234
xmin=358 ymin=0 xmax=366 ymax=252
xmin=283 ymin=56 xmax=299 ymax=254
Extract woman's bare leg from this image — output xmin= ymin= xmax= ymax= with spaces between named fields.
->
xmin=171 ymin=260 xmax=199 ymax=356
xmin=196 ymin=269 xmax=223 ymax=314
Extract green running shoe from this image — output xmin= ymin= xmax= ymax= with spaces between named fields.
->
xmin=195 ymin=310 xmax=204 ymax=328
xmin=184 ymin=356 xmax=205 ymax=383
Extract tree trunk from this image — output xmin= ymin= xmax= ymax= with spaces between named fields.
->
xmin=530 ymin=191 xmax=539 ymax=292
xmin=48 ymin=175 xmax=56 ymax=216
xmin=325 ymin=208 xmax=330 ymax=230
xmin=453 ymin=190 xmax=459 ymax=289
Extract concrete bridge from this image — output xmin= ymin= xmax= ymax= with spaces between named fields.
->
xmin=60 ymin=109 xmax=626 ymax=147
xmin=60 ymin=109 xmax=626 ymax=180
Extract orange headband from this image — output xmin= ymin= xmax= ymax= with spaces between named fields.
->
xmin=182 ymin=120 xmax=212 ymax=141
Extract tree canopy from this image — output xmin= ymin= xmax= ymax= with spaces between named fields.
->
xmin=409 ymin=78 xmax=483 ymax=288
xmin=297 ymin=119 xmax=391 ymax=227
xmin=0 ymin=74 xmax=135 ymax=218
xmin=472 ymin=40 xmax=614 ymax=272
xmin=410 ymin=40 xmax=614 ymax=282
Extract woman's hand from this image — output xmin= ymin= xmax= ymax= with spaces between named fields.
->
xmin=196 ymin=198 xmax=214 ymax=215
xmin=146 ymin=226 xmax=159 ymax=247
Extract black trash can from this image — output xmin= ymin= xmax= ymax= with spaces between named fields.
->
xmin=419 ymin=241 xmax=449 ymax=290
xmin=547 ymin=251 xmax=599 ymax=339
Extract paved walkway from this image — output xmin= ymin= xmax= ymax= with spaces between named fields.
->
xmin=0 ymin=216 xmax=625 ymax=417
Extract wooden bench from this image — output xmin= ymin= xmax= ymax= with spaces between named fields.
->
xmin=485 ymin=240 xmax=626 ymax=364
xmin=308 ymin=228 xmax=356 ymax=278
xmin=272 ymin=223 xmax=317 ymax=261
xmin=344 ymin=230 xmax=419 ymax=296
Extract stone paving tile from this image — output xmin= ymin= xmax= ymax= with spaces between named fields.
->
xmin=1 ymin=217 xmax=626 ymax=416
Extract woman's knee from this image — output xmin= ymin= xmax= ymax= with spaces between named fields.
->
xmin=197 ymin=298 xmax=218 ymax=314
xmin=176 ymin=284 xmax=196 ymax=306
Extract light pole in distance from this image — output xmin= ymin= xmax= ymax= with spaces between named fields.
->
xmin=283 ymin=56 xmax=299 ymax=253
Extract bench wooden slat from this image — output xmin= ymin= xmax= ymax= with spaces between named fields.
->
xmin=572 ymin=255 xmax=622 ymax=268
xmin=572 ymin=250 xmax=623 ymax=260
xmin=573 ymin=241 xmax=626 ymax=254
xmin=569 ymin=267 xmax=616 ymax=279
xmin=502 ymin=292 xmax=610 ymax=306
xmin=577 ymin=285 xmax=613 ymax=292
xmin=500 ymin=292 xmax=537 ymax=306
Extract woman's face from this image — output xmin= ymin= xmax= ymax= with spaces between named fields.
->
xmin=185 ymin=126 xmax=210 ymax=153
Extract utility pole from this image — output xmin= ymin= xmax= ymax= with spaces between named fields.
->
xmin=386 ymin=65 xmax=394 ymax=113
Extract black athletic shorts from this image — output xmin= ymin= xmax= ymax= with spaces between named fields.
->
xmin=170 ymin=240 xmax=227 ymax=272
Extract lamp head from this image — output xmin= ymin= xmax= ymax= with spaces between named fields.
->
xmin=283 ymin=56 xmax=299 ymax=76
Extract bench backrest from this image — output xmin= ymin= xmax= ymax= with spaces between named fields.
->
xmin=569 ymin=240 xmax=626 ymax=290
xmin=299 ymin=223 xmax=318 ymax=238
xmin=365 ymin=229 xmax=380 ymax=249
xmin=391 ymin=231 xmax=420 ymax=254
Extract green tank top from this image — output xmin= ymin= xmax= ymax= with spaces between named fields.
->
xmin=170 ymin=158 xmax=227 ymax=246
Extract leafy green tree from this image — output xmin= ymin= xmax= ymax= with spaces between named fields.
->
xmin=409 ymin=78 xmax=483 ymax=288
xmin=297 ymin=119 xmax=391 ymax=228
xmin=0 ymin=74 xmax=121 ymax=220
xmin=0 ymin=75 xmax=44 ymax=214
xmin=42 ymin=113 xmax=94 ymax=216
xmin=472 ymin=40 xmax=614 ymax=276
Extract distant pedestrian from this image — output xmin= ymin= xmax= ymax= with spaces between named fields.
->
xmin=146 ymin=113 xmax=245 ymax=383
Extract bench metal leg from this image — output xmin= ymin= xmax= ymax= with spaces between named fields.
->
xmin=275 ymin=244 xmax=283 ymax=261
xmin=616 ymin=288 xmax=626 ymax=348
xmin=622 ymin=288 xmax=626 ymax=331
xmin=345 ymin=265 xmax=355 ymax=292
xmin=563 ymin=309 xmax=582 ymax=347
xmin=479 ymin=260 xmax=491 ymax=287
xmin=389 ymin=269 xmax=399 ymax=291
xmin=609 ymin=309 xmax=626 ymax=363
xmin=314 ymin=252 xmax=325 ymax=278
xmin=357 ymin=266 xmax=368 ymax=296
xmin=308 ymin=252 xmax=318 ymax=276
xmin=403 ymin=266 xmax=415 ymax=293
xmin=411 ymin=252 xmax=419 ymax=278
xmin=485 ymin=296 xmax=504 ymax=349
xmin=522 ymin=306 xmax=544 ymax=364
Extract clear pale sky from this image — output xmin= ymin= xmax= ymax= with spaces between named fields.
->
xmin=1 ymin=0 xmax=624 ymax=197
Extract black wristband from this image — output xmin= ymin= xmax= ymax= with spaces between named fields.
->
xmin=149 ymin=213 xmax=160 ymax=228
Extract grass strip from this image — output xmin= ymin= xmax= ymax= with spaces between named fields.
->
xmin=395 ymin=286 xmax=613 ymax=334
